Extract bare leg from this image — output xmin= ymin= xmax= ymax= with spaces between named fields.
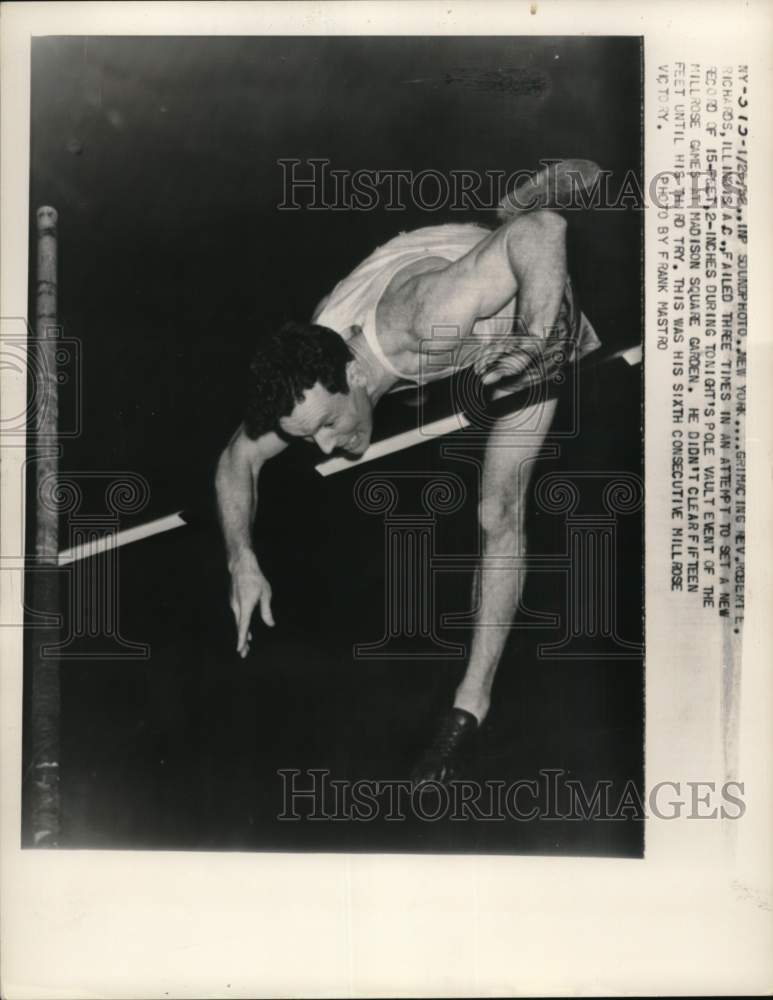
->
xmin=457 ymin=209 xmax=567 ymax=718
xmin=454 ymin=396 xmax=558 ymax=722
xmin=409 ymin=397 xmax=558 ymax=786
xmin=410 ymin=190 xmax=575 ymax=784
xmin=455 ymin=196 xmax=579 ymax=714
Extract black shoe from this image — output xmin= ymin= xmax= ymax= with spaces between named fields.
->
xmin=411 ymin=708 xmax=479 ymax=786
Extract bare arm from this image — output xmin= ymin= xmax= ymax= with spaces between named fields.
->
xmin=409 ymin=211 xmax=569 ymax=382
xmin=215 ymin=425 xmax=288 ymax=656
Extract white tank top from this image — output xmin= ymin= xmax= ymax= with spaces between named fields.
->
xmin=315 ymin=223 xmax=601 ymax=385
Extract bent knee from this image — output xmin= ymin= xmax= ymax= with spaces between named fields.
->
xmin=478 ymin=495 xmax=522 ymax=536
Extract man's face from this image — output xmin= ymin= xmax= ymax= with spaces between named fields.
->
xmin=278 ymin=379 xmax=373 ymax=457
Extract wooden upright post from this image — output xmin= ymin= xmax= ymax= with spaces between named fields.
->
xmin=28 ymin=205 xmax=61 ymax=846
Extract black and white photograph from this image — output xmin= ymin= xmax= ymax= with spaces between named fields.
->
xmin=1 ymin=3 xmax=771 ymax=997
xmin=21 ymin=33 xmax=644 ymax=856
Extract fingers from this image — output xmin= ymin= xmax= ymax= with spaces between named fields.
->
xmin=230 ymin=574 xmax=275 ymax=657
xmin=259 ymin=586 xmax=275 ymax=628
xmin=481 ymin=357 xmax=529 ymax=385
xmin=236 ymin=603 xmax=252 ymax=657
xmin=481 ymin=367 xmax=506 ymax=385
xmin=238 ymin=630 xmax=253 ymax=660
xmin=478 ymin=335 xmax=577 ymax=388
xmin=477 ymin=358 xmax=509 ymax=385
xmin=475 ymin=343 xmax=534 ymax=385
xmin=473 ymin=343 xmax=501 ymax=379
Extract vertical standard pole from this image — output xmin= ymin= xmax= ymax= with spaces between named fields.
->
xmin=29 ymin=205 xmax=61 ymax=845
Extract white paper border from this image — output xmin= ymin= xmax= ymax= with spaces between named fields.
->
xmin=2 ymin=3 xmax=772 ymax=996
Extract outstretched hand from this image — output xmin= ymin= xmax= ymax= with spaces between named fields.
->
xmin=228 ymin=549 xmax=274 ymax=658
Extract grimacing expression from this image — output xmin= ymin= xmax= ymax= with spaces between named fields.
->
xmin=278 ymin=379 xmax=374 ymax=456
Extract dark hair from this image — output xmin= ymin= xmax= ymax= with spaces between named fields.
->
xmin=244 ymin=321 xmax=353 ymax=439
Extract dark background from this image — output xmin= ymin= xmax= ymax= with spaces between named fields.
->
xmin=25 ymin=36 xmax=644 ymax=855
